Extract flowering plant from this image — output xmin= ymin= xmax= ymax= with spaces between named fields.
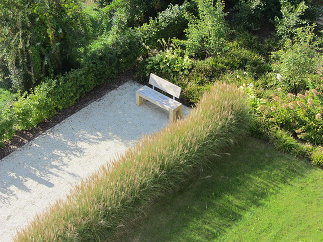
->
xmin=257 ymin=88 xmax=322 ymax=145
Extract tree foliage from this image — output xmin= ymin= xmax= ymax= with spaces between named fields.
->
xmin=0 ymin=0 xmax=91 ymax=91
xmin=184 ymin=0 xmax=229 ymax=58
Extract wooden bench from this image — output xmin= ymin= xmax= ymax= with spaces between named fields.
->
xmin=136 ymin=73 xmax=183 ymax=122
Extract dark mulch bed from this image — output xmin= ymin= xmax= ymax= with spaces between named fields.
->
xmin=0 ymin=71 xmax=134 ymax=160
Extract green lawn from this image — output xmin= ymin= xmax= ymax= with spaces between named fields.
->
xmin=120 ymin=138 xmax=323 ymax=241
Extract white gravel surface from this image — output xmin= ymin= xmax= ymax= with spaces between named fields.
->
xmin=0 ymin=81 xmax=190 ymax=241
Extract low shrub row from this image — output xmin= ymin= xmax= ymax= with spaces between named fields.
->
xmin=243 ymin=83 xmax=323 ymax=166
xmin=15 ymin=82 xmax=250 ymax=241
xmin=257 ymin=89 xmax=322 ymax=145
xmin=251 ymin=118 xmax=322 ymax=167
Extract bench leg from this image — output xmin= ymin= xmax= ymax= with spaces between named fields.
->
xmin=169 ymin=110 xmax=176 ymax=123
xmin=136 ymin=93 xmax=143 ymax=106
xmin=177 ymin=105 xmax=183 ymax=120
xmin=169 ymin=105 xmax=183 ymax=123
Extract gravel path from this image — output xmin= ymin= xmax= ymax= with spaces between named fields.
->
xmin=0 ymin=81 xmax=190 ymax=241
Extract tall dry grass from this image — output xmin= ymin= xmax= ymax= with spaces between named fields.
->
xmin=15 ymin=82 xmax=250 ymax=241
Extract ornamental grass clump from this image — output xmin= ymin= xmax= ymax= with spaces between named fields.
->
xmin=15 ymin=82 xmax=250 ymax=241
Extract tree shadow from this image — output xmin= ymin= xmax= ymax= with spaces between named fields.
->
xmin=0 ymin=81 xmax=190 ymax=210
xmin=125 ymin=138 xmax=314 ymax=242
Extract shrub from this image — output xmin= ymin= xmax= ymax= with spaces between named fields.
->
xmin=101 ymin=0 xmax=186 ymax=27
xmin=0 ymin=88 xmax=16 ymax=108
xmin=215 ymin=41 xmax=270 ymax=77
xmin=15 ymin=82 xmax=250 ymax=241
xmin=181 ymin=78 xmax=211 ymax=104
xmin=83 ymin=27 xmax=143 ymax=80
xmin=232 ymin=0 xmax=265 ymax=31
xmin=12 ymin=82 xmax=57 ymax=130
xmin=183 ymin=0 xmax=229 ymax=58
xmin=0 ymin=107 xmax=15 ymax=147
xmin=138 ymin=3 xmax=188 ymax=48
xmin=257 ymin=89 xmax=323 ymax=145
xmin=311 ymin=146 xmax=323 ymax=167
xmin=140 ymin=42 xmax=193 ymax=83
xmin=268 ymin=127 xmax=313 ymax=158
xmin=275 ymin=0 xmax=309 ymax=41
xmin=271 ymin=26 xmax=322 ymax=94
xmin=181 ymin=40 xmax=269 ymax=82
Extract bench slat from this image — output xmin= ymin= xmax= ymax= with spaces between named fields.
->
xmin=136 ymin=86 xmax=182 ymax=111
xmin=149 ymin=73 xmax=181 ymax=98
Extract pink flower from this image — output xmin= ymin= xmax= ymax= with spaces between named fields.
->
xmin=312 ymin=89 xmax=318 ymax=96
xmin=295 ymin=128 xmax=302 ymax=134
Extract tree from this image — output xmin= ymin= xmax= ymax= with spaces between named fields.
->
xmin=0 ymin=0 xmax=90 ymax=91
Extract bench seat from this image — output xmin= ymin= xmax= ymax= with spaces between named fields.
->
xmin=136 ymin=85 xmax=183 ymax=122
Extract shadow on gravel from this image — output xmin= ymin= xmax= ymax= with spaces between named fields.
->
xmin=0 ymin=81 xmax=190 ymax=206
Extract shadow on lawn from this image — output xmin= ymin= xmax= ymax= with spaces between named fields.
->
xmin=122 ymin=138 xmax=313 ymax=242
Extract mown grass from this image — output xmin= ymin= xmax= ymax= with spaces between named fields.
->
xmin=120 ymin=138 xmax=323 ymax=241
xmin=15 ymin=82 xmax=250 ymax=241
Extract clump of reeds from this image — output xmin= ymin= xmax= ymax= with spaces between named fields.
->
xmin=15 ymin=82 xmax=250 ymax=241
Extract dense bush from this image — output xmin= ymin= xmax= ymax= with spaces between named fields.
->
xmin=0 ymin=108 xmax=15 ymax=146
xmin=138 ymin=3 xmax=188 ymax=48
xmin=140 ymin=42 xmax=192 ymax=82
xmin=311 ymin=146 xmax=323 ymax=166
xmin=271 ymin=26 xmax=322 ymax=94
xmin=0 ymin=0 xmax=93 ymax=91
xmin=101 ymin=0 xmax=186 ymax=27
xmin=83 ymin=27 xmax=143 ymax=80
xmin=257 ymin=89 xmax=322 ymax=145
xmin=231 ymin=0 xmax=265 ymax=31
xmin=15 ymin=82 xmax=250 ymax=241
xmin=183 ymin=0 xmax=229 ymax=58
xmin=275 ymin=0 xmax=309 ymax=41
xmin=239 ymin=75 xmax=322 ymax=164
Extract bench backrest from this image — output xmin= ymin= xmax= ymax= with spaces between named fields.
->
xmin=149 ymin=73 xmax=181 ymax=99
